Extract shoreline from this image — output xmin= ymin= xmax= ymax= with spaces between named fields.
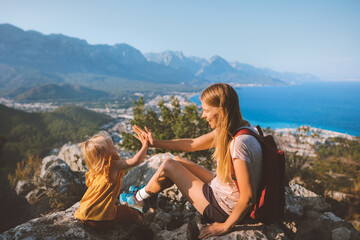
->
xmin=2 ymin=94 xmax=359 ymax=139
xmin=272 ymin=126 xmax=357 ymax=141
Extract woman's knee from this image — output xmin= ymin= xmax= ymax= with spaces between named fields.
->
xmin=173 ymin=156 xmax=190 ymax=165
xmin=162 ymin=158 xmax=180 ymax=173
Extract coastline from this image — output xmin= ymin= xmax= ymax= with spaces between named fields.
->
xmin=188 ymin=82 xmax=360 ymax=138
xmin=2 ymin=91 xmax=359 ymax=139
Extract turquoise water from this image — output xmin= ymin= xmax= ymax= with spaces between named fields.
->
xmin=190 ymin=82 xmax=360 ymax=136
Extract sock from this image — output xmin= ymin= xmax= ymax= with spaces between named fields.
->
xmin=135 ymin=187 xmax=150 ymax=201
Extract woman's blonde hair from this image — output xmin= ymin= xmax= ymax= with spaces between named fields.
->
xmin=80 ymin=134 xmax=116 ymax=174
xmin=201 ymin=83 xmax=250 ymax=183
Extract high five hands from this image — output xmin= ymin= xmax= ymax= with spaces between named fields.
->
xmin=132 ymin=125 xmax=154 ymax=146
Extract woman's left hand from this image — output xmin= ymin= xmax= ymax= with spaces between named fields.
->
xmin=198 ymin=222 xmax=230 ymax=239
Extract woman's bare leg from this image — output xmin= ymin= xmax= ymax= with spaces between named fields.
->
xmin=173 ymin=156 xmax=215 ymax=184
xmin=145 ymin=158 xmax=209 ymax=214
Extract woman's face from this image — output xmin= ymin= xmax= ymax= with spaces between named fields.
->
xmin=201 ymin=101 xmax=221 ymax=129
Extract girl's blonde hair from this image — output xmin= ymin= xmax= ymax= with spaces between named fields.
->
xmin=80 ymin=134 xmax=116 ymax=174
xmin=200 ymin=83 xmax=249 ymax=183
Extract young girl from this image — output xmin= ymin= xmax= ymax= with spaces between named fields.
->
xmin=74 ymin=129 xmax=148 ymax=231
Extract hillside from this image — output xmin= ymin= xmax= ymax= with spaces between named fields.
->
xmin=0 ymin=64 xmax=63 ymax=92
xmin=11 ymin=83 xmax=109 ymax=101
xmin=0 ymin=104 xmax=111 ymax=171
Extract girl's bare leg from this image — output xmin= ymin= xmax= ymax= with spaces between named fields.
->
xmin=145 ymin=158 xmax=209 ymax=214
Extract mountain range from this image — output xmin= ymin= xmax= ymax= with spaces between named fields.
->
xmin=0 ymin=23 xmax=321 ymax=101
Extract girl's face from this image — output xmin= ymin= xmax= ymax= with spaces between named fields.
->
xmin=201 ymin=101 xmax=221 ymax=129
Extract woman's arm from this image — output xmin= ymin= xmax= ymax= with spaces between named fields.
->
xmin=198 ymin=159 xmax=254 ymax=238
xmin=133 ymin=125 xmax=216 ymax=152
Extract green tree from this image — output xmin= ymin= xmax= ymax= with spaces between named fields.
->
xmin=121 ymin=97 xmax=213 ymax=169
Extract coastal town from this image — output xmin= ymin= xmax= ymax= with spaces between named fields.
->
xmin=0 ymin=94 xmax=357 ymax=159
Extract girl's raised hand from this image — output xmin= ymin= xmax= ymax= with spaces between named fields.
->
xmin=132 ymin=125 xmax=149 ymax=147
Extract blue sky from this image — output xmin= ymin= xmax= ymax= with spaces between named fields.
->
xmin=0 ymin=0 xmax=359 ymax=81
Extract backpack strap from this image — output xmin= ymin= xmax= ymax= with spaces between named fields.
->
xmin=255 ymin=125 xmax=264 ymax=137
xmin=230 ymin=126 xmax=263 ymax=191
xmin=233 ymin=126 xmax=263 ymax=146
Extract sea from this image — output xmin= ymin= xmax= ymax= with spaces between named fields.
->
xmin=190 ymin=81 xmax=360 ymax=137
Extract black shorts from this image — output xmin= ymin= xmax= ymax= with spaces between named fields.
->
xmin=202 ymin=183 xmax=229 ymax=223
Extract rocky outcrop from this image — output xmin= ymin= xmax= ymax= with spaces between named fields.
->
xmin=15 ymin=155 xmax=85 ymax=205
xmin=0 ymin=202 xmax=153 ymax=240
xmin=58 ymin=143 xmax=87 ymax=172
xmin=2 ymin=153 xmax=359 ymax=239
xmin=39 ymin=156 xmax=84 ymax=194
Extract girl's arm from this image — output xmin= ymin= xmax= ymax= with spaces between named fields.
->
xmin=198 ymin=159 xmax=254 ymax=238
xmin=117 ymin=143 xmax=148 ymax=170
xmin=133 ymin=125 xmax=216 ymax=152
xmin=115 ymin=127 xmax=149 ymax=170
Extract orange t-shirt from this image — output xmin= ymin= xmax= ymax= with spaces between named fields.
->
xmin=74 ymin=156 xmax=124 ymax=221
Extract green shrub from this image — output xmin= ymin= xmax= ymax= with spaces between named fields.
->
xmin=121 ymin=97 xmax=214 ymax=169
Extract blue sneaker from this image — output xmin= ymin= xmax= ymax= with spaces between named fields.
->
xmin=129 ymin=185 xmax=145 ymax=193
xmin=120 ymin=185 xmax=145 ymax=213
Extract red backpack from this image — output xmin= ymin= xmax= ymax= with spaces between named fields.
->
xmin=230 ymin=126 xmax=287 ymax=225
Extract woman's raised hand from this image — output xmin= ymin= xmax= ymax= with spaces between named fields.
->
xmin=133 ymin=125 xmax=154 ymax=146
xmin=144 ymin=126 xmax=154 ymax=146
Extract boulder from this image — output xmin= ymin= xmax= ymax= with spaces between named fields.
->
xmin=288 ymin=182 xmax=331 ymax=212
xmin=25 ymin=187 xmax=47 ymax=204
xmin=0 ymin=202 xmax=152 ymax=240
xmin=58 ymin=143 xmax=87 ymax=172
xmin=121 ymin=153 xmax=175 ymax=192
xmin=39 ymin=156 xmax=81 ymax=194
xmin=15 ymin=180 xmax=35 ymax=197
xmin=316 ymin=212 xmax=360 ymax=240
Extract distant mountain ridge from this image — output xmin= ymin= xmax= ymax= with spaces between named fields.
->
xmin=0 ymin=24 xmax=194 ymax=85
xmin=145 ymin=50 xmax=321 ymax=85
xmin=0 ymin=23 xmax=322 ymax=101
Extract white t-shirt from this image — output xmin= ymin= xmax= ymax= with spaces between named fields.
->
xmin=209 ymin=127 xmax=262 ymax=215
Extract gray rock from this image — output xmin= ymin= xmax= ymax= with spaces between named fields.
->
xmin=316 ymin=212 xmax=360 ymax=239
xmin=25 ymin=187 xmax=47 ymax=204
xmin=332 ymin=227 xmax=352 ymax=240
xmin=39 ymin=156 xmax=79 ymax=194
xmin=15 ymin=180 xmax=35 ymax=197
xmin=197 ymin=223 xmax=288 ymax=240
xmin=58 ymin=143 xmax=87 ymax=172
xmin=293 ymin=210 xmax=360 ymax=240
xmin=121 ymin=153 xmax=174 ymax=192
xmin=157 ymin=223 xmax=192 ymax=240
xmin=285 ymin=190 xmax=303 ymax=218
xmin=0 ymin=202 xmax=146 ymax=240
xmin=326 ymin=190 xmax=348 ymax=202
xmin=288 ymin=182 xmax=331 ymax=212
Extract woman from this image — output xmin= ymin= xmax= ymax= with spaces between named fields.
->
xmin=121 ymin=83 xmax=262 ymax=238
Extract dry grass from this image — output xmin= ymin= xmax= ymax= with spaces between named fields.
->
xmin=8 ymin=154 xmax=42 ymax=188
xmin=46 ymin=177 xmax=86 ymax=212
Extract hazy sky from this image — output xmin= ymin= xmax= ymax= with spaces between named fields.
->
xmin=1 ymin=0 xmax=359 ymax=81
